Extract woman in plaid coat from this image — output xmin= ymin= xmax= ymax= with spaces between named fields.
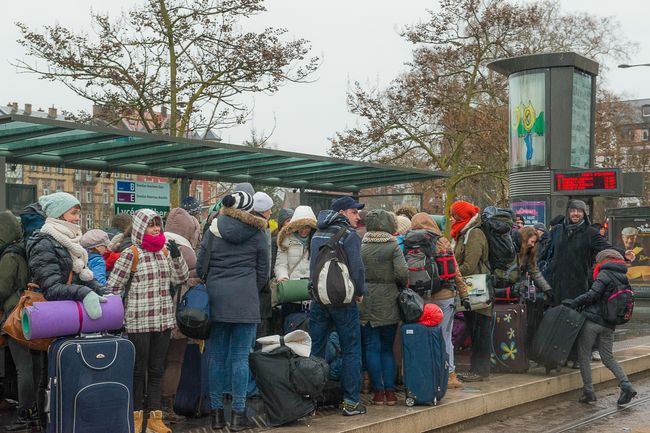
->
xmin=108 ymin=208 xmax=189 ymax=433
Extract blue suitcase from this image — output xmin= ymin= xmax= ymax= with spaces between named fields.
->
xmin=401 ymin=323 xmax=448 ymax=406
xmin=173 ymin=343 xmax=211 ymax=417
xmin=46 ymin=335 xmax=135 ymax=433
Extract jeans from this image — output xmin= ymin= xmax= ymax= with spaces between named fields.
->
xmin=309 ymin=302 xmax=362 ymax=405
xmin=207 ymin=322 xmax=257 ymax=412
xmin=128 ymin=330 xmax=172 ymax=411
xmin=361 ymin=324 xmax=397 ymax=392
xmin=7 ymin=339 xmax=37 ymax=413
xmin=432 ymin=298 xmax=456 ymax=373
xmin=578 ymin=320 xmax=631 ymax=393
xmin=466 ymin=311 xmax=492 ymax=377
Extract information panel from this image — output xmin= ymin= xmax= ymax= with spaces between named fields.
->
xmin=553 ymin=169 xmax=619 ymax=195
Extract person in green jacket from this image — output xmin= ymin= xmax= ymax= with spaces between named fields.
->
xmin=359 ymin=209 xmax=408 ymax=406
xmin=0 ymin=211 xmax=36 ymax=431
xmin=450 ymin=201 xmax=492 ymax=382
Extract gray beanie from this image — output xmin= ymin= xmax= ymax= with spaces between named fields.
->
xmin=533 ymin=222 xmax=547 ymax=232
xmin=39 ymin=192 xmax=80 ymax=219
xmin=233 ymin=182 xmax=255 ymax=196
xmin=278 ymin=208 xmax=294 ymax=227
xmin=567 ymin=199 xmax=588 ymax=213
xmin=595 ymin=249 xmax=624 ymax=263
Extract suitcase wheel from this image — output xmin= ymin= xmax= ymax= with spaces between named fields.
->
xmin=405 ymin=397 xmax=415 ymax=407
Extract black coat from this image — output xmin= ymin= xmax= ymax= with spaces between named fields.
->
xmin=26 ymin=232 xmax=104 ymax=301
xmin=543 ymin=222 xmax=615 ymax=305
xmin=572 ymin=261 xmax=629 ymax=329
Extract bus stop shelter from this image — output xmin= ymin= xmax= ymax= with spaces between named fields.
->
xmin=0 ymin=114 xmax=446 ymax=211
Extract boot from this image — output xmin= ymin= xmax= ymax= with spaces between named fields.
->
xmin=578 ymin=389 xmax=597 ymax=404
xmin=161 ymin=396 xmax=185 ymax=424
xmin=211 ymin=409 xmax=226 ymax=430
xmin=230 ymin=410 xmax=254 ymax=432
xmin=5 ymin=408 xmax=37 ymax=431
xmin=448 ymin=372 xmax=463 ymax=389
xmin=133 ymin=410 xmax=143 ymax=433
xmin=146 ymin=410 xmax=171 ymax=433
xmin=385 ymin=391 xmax=397 ymax=406
xmin=618 ymin=387 xmax=637 ymax=406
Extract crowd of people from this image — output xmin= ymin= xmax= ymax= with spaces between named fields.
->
xmin=0 ymin=184 xmax=639 ymax=432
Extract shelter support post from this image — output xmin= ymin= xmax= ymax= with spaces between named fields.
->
xmin=0 ymin=157 xmax=5 ymax=211
xmin=180 ymin=178 xmax=191 ymax=201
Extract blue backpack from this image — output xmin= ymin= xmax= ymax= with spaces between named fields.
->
xmin=175 ymin=236 xmax=212 ymax=339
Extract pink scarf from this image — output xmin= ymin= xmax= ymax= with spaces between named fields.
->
xmin=142 ymin=233 xmax=167 ymax=252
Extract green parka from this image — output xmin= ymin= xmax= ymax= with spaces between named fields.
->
xmin=359 ymin=210 xmax=408 ymax=327
xmin=0 ymin=211 xmax=28 ymax=318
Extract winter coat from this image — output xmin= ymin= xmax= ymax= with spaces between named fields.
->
xmin=543 ymin=219 xmax=618 ymax=305
xmin=275 ymin=213 xmax=317 ymax=280
xmin=572 ymin=260 xmax=629 ymax=329
xmin=0 ymin=212 xmax=28 ymax=316
xmin=18 ymin=203 xmax=45 ymax=242
xmin=310 ymin=210 xmax=366 ymax=299
xmin=196 ymin=206 xmax=269 ymax=324
xmin=108 ymin=209 xmax=189 ymax=333
xmin=359 ymin=231 xmax=408 ymax=327
xmin=453 ymin=213 xmax=490 ymax=315
xmin=87 ymin=252 xmax=107 ymax=286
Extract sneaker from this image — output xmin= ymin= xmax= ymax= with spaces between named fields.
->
xmin=372 ymin=391 xmax=385 ymax=405
xmin=578 ymin=390 xmax=597 ymax=404
xmin=342 ymin=401 xmax=367 ymax=416
xmin=385 ymin=391 xmax=397 ymax=406
xmin=617 ymin=387 xmax=637 ymax=406
xmin=448 ymin=372 xmax=463 ymax=388
xmin=592 ymin=351 xmax=601 ymax=362
xmin=458 ymin=372 xmax=487 ymax=382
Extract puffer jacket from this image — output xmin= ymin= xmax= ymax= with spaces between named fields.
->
xmin=196 ymin=206 xmax=269 ymax=324
xmin=453 ymin=213 xmax=490 ymax=315
xmin=108 ymin=209 xmax=189 ymax=333
xmin=572 ymin=260 xmax=629 ymax=329
xmin=87 ymin=252 xmax=107 ymax=285
xmin=275 ymin=216 xmax=317 ymax=280
xmin=0 ymin=211 xmax=28 ymax=316
xmin=359 ymin=209 xmax=408 ymax=327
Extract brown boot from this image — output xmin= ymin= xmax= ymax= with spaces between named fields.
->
xmin=161 ymin=396 xmax=186 ymax=424
xmin=133 ymin=410 xmax=143 ymax=433
xmin=385 ymin=390 xmax=397 ymax=406
xmin=146 ymin=410 xmax=171 ymax=433
xmin=448 ymin=372 xmax=463 ymax=389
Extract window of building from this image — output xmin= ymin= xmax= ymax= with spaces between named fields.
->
xmin=643 ymin=129 xmax=649 ymax=141
xmin=56 ymin=167 xmax=64 ymax=174
xmin=195 ymin=188 xmax=203 ymax=203
xmin=74 ymin=169 xmax=81 ymax=180
xmin=86 ymin=190 xmax=92 ymax=203
xmin=75 ymin=190 xmax=80 ymax=201
xmin=85 ymin=215 xmax=93 ymax=230
xmin=43 ymin=188 xmax=50 ymax=196
xmin=43 ymin=166 xmax=50 ymax=173
xmin=125 ymin=173 xmax=132 ymax=180
xmin=30 ymin=165 xmax=36 ymax=171
xmin=103 ymin=188 xmax=109 ymax=204
xmin=642 ymin=105 xmax=650 ymax=117
xmin=85 ymin=171 xmax=92 ymax=182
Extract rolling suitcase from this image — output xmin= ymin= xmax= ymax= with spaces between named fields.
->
xmin=491 ymin=303 xmax=528 ymax=373
xmin=173 ymin=343 xmax=211 ymax=418
xmin=46 ymin=334 xmax=135 ymax=433
xmin=401 ymin=324 xmax=448 ymax=406
xmin=531 ymin=305 xmax=585 ymax=373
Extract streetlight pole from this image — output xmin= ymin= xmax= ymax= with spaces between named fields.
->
xmin=618 ymin=63 xmax=650 ymax=69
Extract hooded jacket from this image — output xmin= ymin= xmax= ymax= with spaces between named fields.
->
xmin=196 ymin=206 xmax=269 ymax=324
xmin=309 ymin=210 xmax=366 ymax=300
xmin=0 ymin=212 xmax=28 ymax=316
xmin=543 ymin=200 xmax=619 ymax=305
xmin=108 ymin=209 xmax=189 ymax=333
xmin=571 ymin=260 xmax=629 ymax=329
xmin=359 ymin=210 xmax=407 ymax=327
xmin=453 ymin=213 xmax=490 ymax=316
xmin=275 ymin=206 xmax=317 ymax=280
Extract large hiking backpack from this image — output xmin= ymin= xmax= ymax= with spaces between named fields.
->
xmin=480 ymin=206 xmax=518 ymax=284
xmin=603 ymin=284 xmax=634 ymax=325
xmin=404 ymin=229 xmax=455 ymax=294
xmin=311 ymin=227 xmax=355 ymax=306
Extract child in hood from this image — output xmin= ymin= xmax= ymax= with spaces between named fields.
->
xmin=81 ymin=229 xmax=110 ymax=285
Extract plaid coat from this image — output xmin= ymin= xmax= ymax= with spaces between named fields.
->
xmin=108 ymin=209 xmax=189 ymax=333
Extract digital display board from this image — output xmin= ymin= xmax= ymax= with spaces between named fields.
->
xmin=553 ymin=170 xmax=619 ymax=195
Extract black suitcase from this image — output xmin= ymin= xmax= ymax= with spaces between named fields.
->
xmin=173 ymin=343 xmax=210 ymax=418
xmin=491 ymin=303 xmax=529 ymax=373
xmin=530 ymin=305 xmax=585 ymax=373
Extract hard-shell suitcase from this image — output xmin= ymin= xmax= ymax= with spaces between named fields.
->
xmin=173 ymin=343 xmax=211 ymax=418
xmin=531 ymin=305 xmax=585 ymax=373
xmin=401 ymin=324 xmax=448 ymax=406
xmin=491 ymin=303 xmax=528 ymax=373
xmin=46 ymin=335 xmax=135 ymax=433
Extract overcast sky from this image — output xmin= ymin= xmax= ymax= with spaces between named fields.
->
xmin=2 ymin=0 xmax=650 ymax=156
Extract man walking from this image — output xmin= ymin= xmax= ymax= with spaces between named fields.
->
xmin=309 ymin=196 xmax=366 ymax=416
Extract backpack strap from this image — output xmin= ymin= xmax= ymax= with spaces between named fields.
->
xmin=326 ymin=227 xmax=348 ymax=248
xmin=122 ymin=245 xmax=141 ymax=303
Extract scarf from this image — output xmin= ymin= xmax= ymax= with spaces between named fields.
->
xmin=564 ymin=218 xmax=585 ymax=238
xmin=293 ymin=232 xmax=310 ymax=247
xmin=142 ymin=232 xmax=167 ymax=252
xmin=40 ymin=218 xmax=94 ymax=282
xmin=593 ymin=259 xmax=625 ymax=281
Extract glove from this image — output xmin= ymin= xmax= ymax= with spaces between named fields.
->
xmin=461 ymin=297 xmax=472 ymax=311
xmin=82 ymin=291 xmax=108 ymax=320
xmin=167 ymin=239 xmax=181 ymax=259
xmin=544 ymin=290 xmax=555 ymax=305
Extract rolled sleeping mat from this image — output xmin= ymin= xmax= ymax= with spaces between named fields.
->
xmin=277 ymin=279 xmax=310 ymax=304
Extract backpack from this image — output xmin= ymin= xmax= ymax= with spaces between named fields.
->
xmin=480 ymin=207 xmax=518 ymax=284
xmin=602 ymin=284 xmax=634 ymax=325
xmin=311 ymin=227 xmax=355 ymax=306
xmin=403 ymin=229 xmax=453 ymax=295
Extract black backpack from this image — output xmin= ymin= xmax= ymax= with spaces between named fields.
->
xmin=480 ymin=207 xmax=518 ymax=283
xmin=311 ymin=227 xmax=355 ymax=306
xmin=602 ymin=284 xmax=634 ymax=325
xmin=403 ymin=229 xmax=449 ymax=295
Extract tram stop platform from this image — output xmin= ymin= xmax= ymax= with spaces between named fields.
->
xmin=174 ymin=336 xmax=650 ymax=433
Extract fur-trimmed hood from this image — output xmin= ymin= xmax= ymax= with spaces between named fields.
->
xmin=362 ymin=231 xmax=395 ymax=243
xmin=210 ymin=206 xmax=267 ymax=244
xmin=460 ymin=213 xmax=482 ymax=235
xmin=278 ymin=218 xmax=317 ymax=250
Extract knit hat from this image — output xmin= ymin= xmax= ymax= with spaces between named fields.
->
xmin=533 ymin=222 xmax=547 ymax=233
xmin=278 ymin=208 xmax=295 ymax=227
xmin=432 ymin=215 xmax=446 ymax=232
xmin=450 ymin=200 xmax=480 ymax=221
xmin=221 ymin=191 xmax=254 ymax=212
xmin=81 ymin=229 xmax=110 ymax=250
xmin=180 ymin=196 xmax=202 ymax=216
xmin=567 ymin=199 xmax=588 ymax=213
xmin=395 ymin=215 xmax=411 ymax=235
xmin=253 ymin=192 xmax=274 ymax=213
xmin=396 ymin=205 xmax=418 ymax=220
xmin=595 ymin=249 xmax=624 ymax=263
xmin=39 ymin=192 xmax=81 ymax=219
xmin=233 ymin=182 xmax=255 ymax=196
